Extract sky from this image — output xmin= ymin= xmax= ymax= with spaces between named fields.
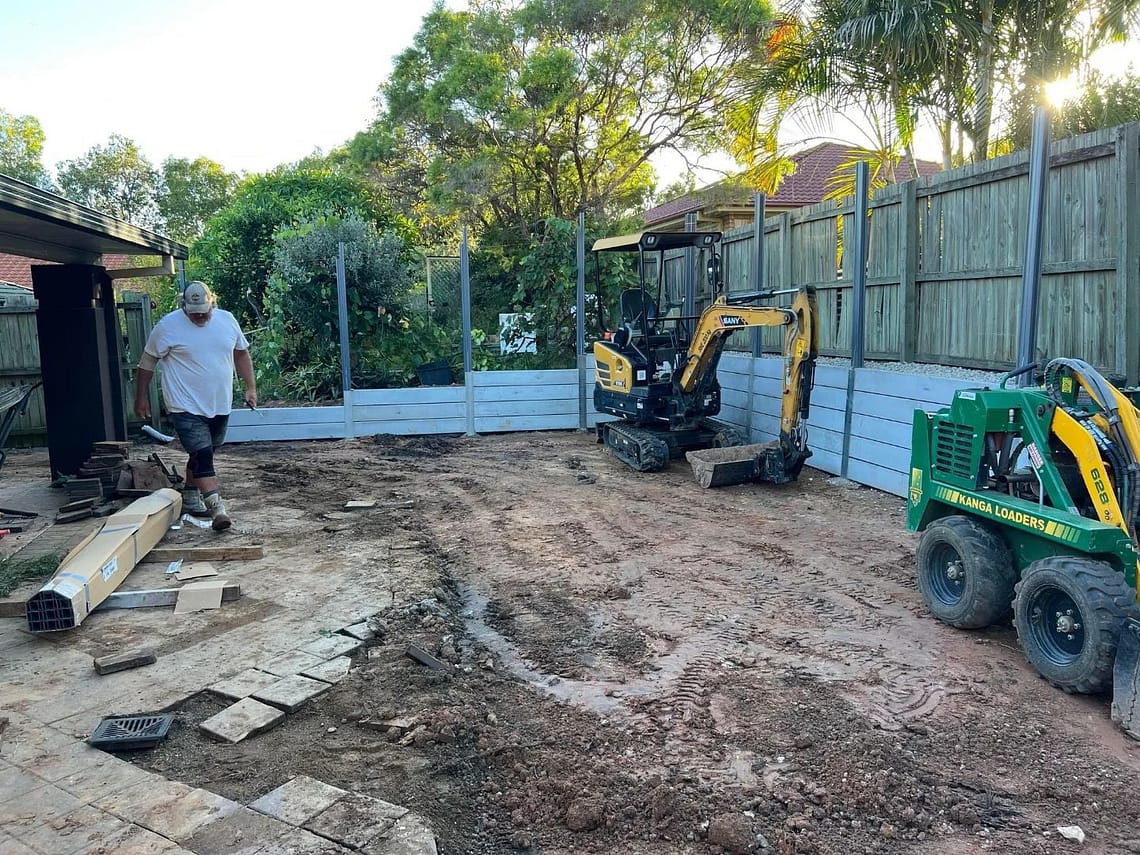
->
xmin=0 ymin=0 xmax=460 ymax=176
xmin=2 ymin=2 xmax=1136 ymax=187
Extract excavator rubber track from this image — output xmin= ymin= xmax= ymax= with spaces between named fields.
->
xmin=601 ymin=422 xmax=670 ymax=472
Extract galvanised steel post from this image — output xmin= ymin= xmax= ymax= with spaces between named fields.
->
xmin=1017 ymin=106 xmax=1051 ymax=385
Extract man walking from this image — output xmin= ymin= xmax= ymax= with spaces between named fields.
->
xmin=134 ymin=281 xmax=256 ymax=531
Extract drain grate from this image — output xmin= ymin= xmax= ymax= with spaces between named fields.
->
xmin=88 ymin=714 xmax=174 ymax=751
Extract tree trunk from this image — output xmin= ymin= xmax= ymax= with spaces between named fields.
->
xmin=969 ymin=0 xmax=995 ymax=161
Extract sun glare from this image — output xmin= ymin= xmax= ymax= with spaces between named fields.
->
xmin=1045 ymin=74 xmax=1082 ymax=108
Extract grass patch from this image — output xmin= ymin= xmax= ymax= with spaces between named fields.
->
xmin=0 ymin=554 xmax=61 ymax=597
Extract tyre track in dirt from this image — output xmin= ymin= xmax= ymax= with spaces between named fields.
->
xmin=403 ymin=435 xmax=969 ymax=739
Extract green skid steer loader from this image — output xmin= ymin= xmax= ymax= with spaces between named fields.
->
xmin=908 ymin=358 xmax=1140 ymax=737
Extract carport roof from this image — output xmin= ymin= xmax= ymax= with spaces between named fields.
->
xmin=0 ymin=173 xmax=187 ymax=265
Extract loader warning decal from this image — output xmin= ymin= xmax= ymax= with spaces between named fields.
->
xmin=933 ymin=486 xmax=1080 ymax=543
xmin=909 ymin=468 xmax=923 ymax=505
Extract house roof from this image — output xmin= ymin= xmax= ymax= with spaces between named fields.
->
xmin=644 ymin=142 xmax=943 ymax=224
xmin=0 ymin=172 xmax=186 ymax=265
xmin=0 ymin=253 xmax=36 ymax=287
xmin=0 ymin=252 xmax=136 ymax=287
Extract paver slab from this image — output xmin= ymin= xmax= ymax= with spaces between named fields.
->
xmin=17 ymin=804 xmax=129 ymax=855
xmin=248 ymin=775 xmax=347 ymax=826
xmin=208 ymin=668 xmax=281 ymax=701
xmin=298 ymin=634 xmax=362 ymax=660
xmin=258 ymin=650 xmax=326 ymax=677
xmin=304 ymin=794 xmax=407 ymax=849
xmin=300 ymin=656 xmax=352 ymax=685
xmin=181 ymin=806 xmax=290 ymax=854
xmin=27 ymin=737 xmax=114 ymax=783
xmin=362 ymin=812 xmax=438 ymax=855
xmin=88 ymin=821 xmax=188 ymax=853
xmin=340 ymin=621 xmax=374 ymax=641
xmin=268 ymin=827 xmax=354 ymax=853
xmin=53 ymin=751 xmax=158 ymax=801
xmin=251 ymin=675 xmax=331 ymax=713
xmin=132 ymin=786 xmax=240 ymax=843
xmin=92 ymin=777 xmax=194 ymax=818
xmin=0 ymin=833 xmax=38 ymax=854
xmin=0 ymin=783 xmax=84 ymax=834
xmin=200 ymin=698 xmax=285 ymax=744
xmin=0 ymin=767 xmax=44 ymax=804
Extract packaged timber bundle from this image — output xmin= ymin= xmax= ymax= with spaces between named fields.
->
xmin=26 ymin=488 xmax=182 ymax=632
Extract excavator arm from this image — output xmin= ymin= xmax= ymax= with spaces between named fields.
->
xmin=679 ymin=287 xmax=818 ymax=445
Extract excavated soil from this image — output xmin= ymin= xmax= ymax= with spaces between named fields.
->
xmin=125 ymin=431 xmax=1140 ymax=854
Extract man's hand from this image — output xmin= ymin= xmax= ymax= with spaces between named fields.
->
xmin=244 ymin=390 xmax=259 ymax=410
xmin=134 ymin=399 xmax=150 ymax=420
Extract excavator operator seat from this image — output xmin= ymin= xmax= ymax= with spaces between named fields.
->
xmin=620 ymin=288 xmax=657 ymax=335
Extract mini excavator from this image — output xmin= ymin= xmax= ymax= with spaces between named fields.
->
xmin=908 ymin=358 xmax=1140 ymax=738
xmin=590 ymin=230 xmax=818 ymax=488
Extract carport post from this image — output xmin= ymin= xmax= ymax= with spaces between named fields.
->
xmin=336 ymin=243 xmax=355 ymax=438
xmin=576 ymin=212 xmax=587 ymax=431
xmin=461 ymin=227 xmax=476 ymax=437
xmin=841 ymin=161 xmax=870 ymax=478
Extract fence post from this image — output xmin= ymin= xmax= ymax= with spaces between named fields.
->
xmin=335 ymin=243 xmax=354 ymax=439
xmin=576 ymin=212 xmax=588 ymax=431
xmin=1118 ymin=123 xmax=1140 ymax=383
xmin=461 ymin=227 xmax=476 ymax=437
xmin=841 ymin=162 xmax=870 ymax=478
xmin=899 ymin=180 xmax=918 ymax=363
xmin=779 ymin=212 xmax=793 ymax=288
xmin=748 ymin=193 xmax=767 ymax=440
xmin=1016 ymin=106 xmax=1050 ymax=385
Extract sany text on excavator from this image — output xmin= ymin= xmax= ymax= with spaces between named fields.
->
xmin=589 ymin=230 xmax=818 ymax=488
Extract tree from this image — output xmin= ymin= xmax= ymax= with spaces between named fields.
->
xmin=0 ymin=108 xmax=53 ymax=189
xmin=56 ymin=135 xmax=160 ymax=227
xmin=736 ymin=0 xmax=1140 ymax=177
xmin=254 ymin=214 xmax=417 ymax=399
xmin=1055 ymin=72 xmax=1140 ymax=138
xmin=507 ymin=216 xmax=640 ymax=368
xmin=190 ymin=165 xmax=407 ymax=326
xmin=370 ymin=0 xmax=772 ymax=246
xmin=158 ymin=157 xmax=238 ymax=243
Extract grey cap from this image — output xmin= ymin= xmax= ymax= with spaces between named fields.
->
xmin=181 ymin=281 xmax=216 ymax=314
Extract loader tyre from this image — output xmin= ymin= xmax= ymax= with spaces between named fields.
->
xmin=1013 ymin=557 xmax=1140 ymax=694
xmin=916 ymin=515 xmax=1015 ymax=629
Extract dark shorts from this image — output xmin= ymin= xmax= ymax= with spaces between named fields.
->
xmin=171 ymin=412 xmax=229 ymax=453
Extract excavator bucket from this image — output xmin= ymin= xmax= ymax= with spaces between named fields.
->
xmin=686 ymin=441 xmax=809 ymax=489
xmin=1112 ymin=618 xmax=1140 ymax=740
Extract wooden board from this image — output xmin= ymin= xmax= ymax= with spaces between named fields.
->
xmin=99 ymin=583 xmax=241 ymax=610
xmin=140 ymin=546 xmax=264 ymax=563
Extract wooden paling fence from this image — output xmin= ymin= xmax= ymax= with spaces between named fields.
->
xmin=661 ymin=123 xmax=1140 ymax=379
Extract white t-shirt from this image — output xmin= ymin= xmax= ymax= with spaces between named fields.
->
xmin=144 ymin=308 xmax=250 ymax=418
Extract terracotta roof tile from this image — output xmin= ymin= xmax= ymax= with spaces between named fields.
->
xmin=644 ymin=143 xmax=942 ymax=225
xmin=0 ymin=252 xmax=138 ymax=287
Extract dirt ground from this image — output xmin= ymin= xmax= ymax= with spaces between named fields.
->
xmin=12 ymin=430 xmax=1140 ymax=854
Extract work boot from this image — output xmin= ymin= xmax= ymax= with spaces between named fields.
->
xmin=182 ymin=488 xmax=210 ymax=517
xmin=203 ymin=492 xmax=231 ymax=532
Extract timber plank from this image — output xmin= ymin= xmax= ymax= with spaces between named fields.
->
xmin=141 ymin=546 xmax=264 ymax=563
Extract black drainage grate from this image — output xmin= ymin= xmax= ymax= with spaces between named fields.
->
xmin=88 ymin=714 xmax=175 ymax=751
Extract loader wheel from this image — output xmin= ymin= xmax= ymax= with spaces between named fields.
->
xmin=1013 ymin=557 xmax=1140 ymax=694
xmin=916 ymin=515 xmax=1015 ymax=629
